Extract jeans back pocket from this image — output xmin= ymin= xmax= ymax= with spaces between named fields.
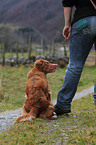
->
xmin=73 ymin=19 xmax=89 ymax=32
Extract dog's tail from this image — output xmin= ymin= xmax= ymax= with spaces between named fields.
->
xmin=13 ymin=115 xmax=36 ymax=124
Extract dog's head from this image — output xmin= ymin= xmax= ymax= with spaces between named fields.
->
xmin=35 ymin=59 xmax=58 ymax=74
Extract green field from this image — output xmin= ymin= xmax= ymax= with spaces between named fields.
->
xmin=0 ymin=65 xmax=95 ymax=112
xmin=0 ymin=65 xmax=96 ymax=144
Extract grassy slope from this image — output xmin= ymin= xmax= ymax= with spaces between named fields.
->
xmin=0 ymin=65 xmax=95 ymax=112
xmin=0 ymin=95 xmax=96 ymax=145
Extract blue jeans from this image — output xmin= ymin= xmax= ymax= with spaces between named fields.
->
xmin=93 ymin=78 xmax=96 ymax=106
xmin=56 ymin=16 xmax=96 ymax=110
xmin=93 ymin=39 xmax=96 ymax=105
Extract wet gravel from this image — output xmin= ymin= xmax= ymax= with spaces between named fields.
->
xmin=0 ymin=86 xmax=94 ymax=133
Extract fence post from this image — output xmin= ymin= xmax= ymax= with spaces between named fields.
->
xmin=48 ymin=43 xmax=51 ymax=55
xmin=21 ymin=48 xmax=24 ymax=57
xmin=10 ymin=48 xmax=13 ymax=58
xmin=0 ymin=44 xmax=1 ymax=60
xmin=63 ymin=41 xmax=67 ymax=56
xmin=2 ymin=43 xmax=5 ymax=66
xmin=35 ymin=47 xmax=37 ymax=56
xmin=52 ymin=40 xmax=55 ymax=56
xmin=28 ymin=35 xmax=32 ymax=59
xmin=41 ymin=39 xmax=44 ymax=55
xmin=16 ymin=42 xmax=18 ymax=64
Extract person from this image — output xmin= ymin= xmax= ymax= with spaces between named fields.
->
xmin=93 ymin=78 xmax=96 ymax=105
xmin=54 ymin=0 xmax=96 ymax=115
xmin=93 ymin=41 xmax=96 ymax=105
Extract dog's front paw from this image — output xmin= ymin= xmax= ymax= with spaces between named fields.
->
xmin=50 ymin=112 xmax=57 ymax=119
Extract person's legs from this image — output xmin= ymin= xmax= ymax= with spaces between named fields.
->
xmin=93 ymin=78 xmax=96 ymax=106
xmin=93 ymin=39 xmax=96 ymax=106
xmin=55 ymin=17 xmax=96 ymax=115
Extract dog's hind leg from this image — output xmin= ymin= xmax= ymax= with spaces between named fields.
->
xmin=21 ymin=106 xmax=29 ymax=116
xmin=29 ymin=107 xmax=40 ymax=118
xmin=13 ymin=114 xmax=36 ymax=124
xmin=13 ymin=107 xmax=37 ymax=124
xmin=39 ymin=101 xmax=57 ymax=119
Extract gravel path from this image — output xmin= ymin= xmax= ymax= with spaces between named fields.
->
xmin=0 ymin=86 xmax=94 ymax=134
xmin=0 ymin=108 xmax=22 ymax=133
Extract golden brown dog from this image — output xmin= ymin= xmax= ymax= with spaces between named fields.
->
xmin=13 ymin=59 xmax=57 ymax=124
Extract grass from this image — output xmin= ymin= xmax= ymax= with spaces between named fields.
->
xmin=0 ymin=65 xmax=95 ymax=112
xmin=0 ymin=94 xmax=96 ymax=144
xmin=0 ymin=65 xmax=31 ymax=112
xmin=0 ymin=47 xmax=38 ymax=59
xmin=0 ymin=65 xmax=95 ymax=144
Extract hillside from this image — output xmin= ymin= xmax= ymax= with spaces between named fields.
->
xmin=0 ymin=0 xmax=64 ymax=42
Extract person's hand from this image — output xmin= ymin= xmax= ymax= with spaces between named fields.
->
xmin=63 ymin=26 xmax=71 ymax=41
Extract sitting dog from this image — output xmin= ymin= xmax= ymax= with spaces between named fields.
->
xmin=13 ymin=59 xmax=57 ymax=124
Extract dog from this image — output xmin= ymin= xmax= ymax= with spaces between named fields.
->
xmin=13 ymin=59 xmax=58 ymax=124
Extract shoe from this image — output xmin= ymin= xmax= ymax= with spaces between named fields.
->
xmin=94 ymin=98 xmax=96 ymax=106
xmin=54 ymin=104 xmax=71 ymax=115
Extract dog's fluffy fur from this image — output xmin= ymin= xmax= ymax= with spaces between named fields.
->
xmin=13 ymin=59 xmax=57 ymax=124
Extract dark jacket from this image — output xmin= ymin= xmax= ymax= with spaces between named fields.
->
xmin=62 ymin=0 xmax=96 ymax=24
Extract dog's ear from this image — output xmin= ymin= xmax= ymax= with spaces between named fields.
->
xmin=35 ymin=59 xmax=43 ymax=68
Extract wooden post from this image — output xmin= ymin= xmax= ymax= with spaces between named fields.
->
xmin=52 ymin=40 xmax=55 ymax=56
xmin=41 ymin=39 xmax=44 ymax=55
xmin=0 ymin=44 xmax=1 ymax=60
xmin=2 ymin=43 xmax=5 ymax=66
xmin=28 ymin=35 xmax=32 ymax=59
xmin=10 ymin=48 xmax=13 ymax=58
xmin=21 ymin=48 xmax=24 ymax=57
xmin=49 ymin=43 xmax=51 ymax=55
xmin=16 ymin=42 xmax=18 ymax=64
xmin=63 ymin=41 xmax=67 ymax=56
xmin=35 ymin=47 xmax=37 ymax=56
